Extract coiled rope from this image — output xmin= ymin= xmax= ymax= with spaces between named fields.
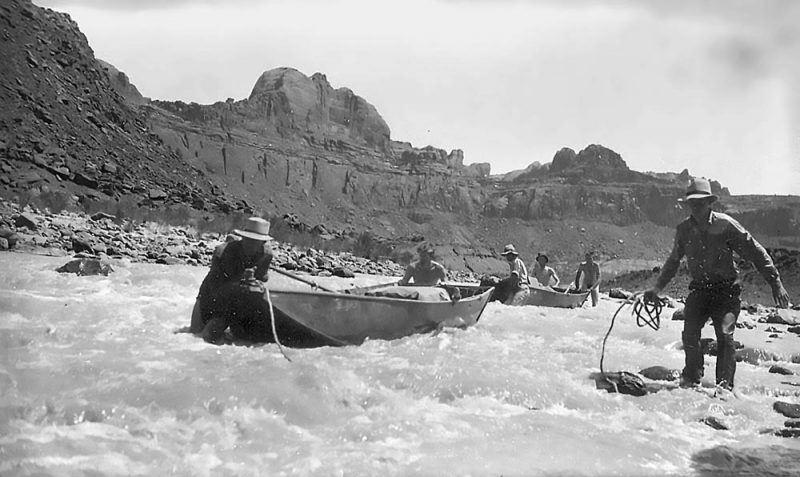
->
xmin=264 ymin=287 xmax=292 ymax=362
xmin=600 ymin=294 xmax=663 ymax=378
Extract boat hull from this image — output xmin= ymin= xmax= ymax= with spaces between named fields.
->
xmin=267 ymin=286 xmax=493 ymax=346
xmin=525 ymin=286 xmax=590 ymax=308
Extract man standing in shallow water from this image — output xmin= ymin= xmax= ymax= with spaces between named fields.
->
xmin=574 ymin=252 xmax=601 ymax=306
xmin=501 ymin=244 xmax=530 ymax=305
xmin=189 ymin=217 xmax=274 ymax=344
xmin=645 ymin=178 xmax=790 ymax=390
xmin=398 ymin=242 xmax=447 ymax=286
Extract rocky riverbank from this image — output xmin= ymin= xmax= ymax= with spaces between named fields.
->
xmin=0 ymin=199 xmax=414 ymax=279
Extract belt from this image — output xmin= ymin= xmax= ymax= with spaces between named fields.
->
xmin=688 ymin=279 xmax=739 ymax=292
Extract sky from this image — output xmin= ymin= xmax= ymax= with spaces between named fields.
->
xmin=35 ymin=0 xmax=800 ymax=195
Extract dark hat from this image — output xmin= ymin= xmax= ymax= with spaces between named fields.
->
xmin=500 ymin=244 xmax=518 ymax=256
xmin=678 ymin=177 xmax=718 ymax=202
xmin=536 ymin=252 xmax=549 ymax=263
xmin=233 ymin=217 xmax=272 ymax=241
xmin=417 ymin=242 xmax=435 ymax=255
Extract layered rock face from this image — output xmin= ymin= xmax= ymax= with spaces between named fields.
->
xmin=0 ymin=0 xmax=219 ymax=210
xmin=154 ymin=68 xmax=392 ymax=153
xmin=1 ymin=0 xmax=796 ymax=279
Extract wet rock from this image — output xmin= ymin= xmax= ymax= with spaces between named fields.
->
xmin=769 ymin=365 xmax=794 ymax=376
xmin=786 ymin=419 xmax=800 ymax=428
xmin=775 ymin=428 xmax=800 ymax=438
xmin=592 ymin=371 xmax=648 ymax=396
xmin=767 ymin=309 xmax=800 ymax=325
xmin=639 ymin=366 xmax=680 ymax=382
xmin=672 ymin=308 xmax=685 ymax=321
xmin=56 ymin=258 xmax=113 ymax=276
xmin=701 ymin=416 xmax=729 ymax=431
xmin=773 ymin=401 xmax=800 ymax=419
xmin=608 ymin=288 xmax=632 ymax=300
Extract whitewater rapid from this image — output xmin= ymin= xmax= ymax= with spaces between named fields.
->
xmin=1 ymin=253 xmax=799 ymax=476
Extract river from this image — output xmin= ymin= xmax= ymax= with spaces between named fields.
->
xmin=2 ymin=253 xmax=799 ymax=476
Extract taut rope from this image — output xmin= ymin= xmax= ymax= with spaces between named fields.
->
xmin=265 ymin=288 xmax=291 ymax=362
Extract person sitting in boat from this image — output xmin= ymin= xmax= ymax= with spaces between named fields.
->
xmin=398 ymin=242 xmax=446 ymax=286
xmin=500 ymin=244 xmax=530 ymax=305
xmin=574 ymin=251 xmax=601 ymax=307
xmin=531 ymin=252 xmax=560 ymax=289
xmin=189 ymin=217 xmax=274 ymax=344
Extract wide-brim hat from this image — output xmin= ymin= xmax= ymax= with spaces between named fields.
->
xmin=233 ymin=217 xmax=272 ymax=241
xmin=500 ymin=244 xmax=518 ymax=256
xmin=678 ymin=177 xmax=718 ymax=202
xmin=536 ymin=252 xmax=549 ymax=263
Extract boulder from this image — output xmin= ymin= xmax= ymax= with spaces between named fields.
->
xmin=774 ymin=401 xmax=800 ymax=419
xmin=608 ymin=288 xmax=632 ymax=300
xmin=332 ymin=266 xmax=355 ymax=278
xmin=14 ymin=212 xmax=38 ymax=230
xmin=56 ymin=258 xmax=113 ymax=276
xmin=769 ymin=365 xmax=794 ymax=376
xmin=0 ymin=237 xmax=8 ymax=250
xmin=639 ymin=366 xmax=680 ymax=382
xmin=0 ymin=227 xmax=19 ymax=248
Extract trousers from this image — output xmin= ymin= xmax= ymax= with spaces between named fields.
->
xmin=681 ymin=283 xmax=741 ymax=389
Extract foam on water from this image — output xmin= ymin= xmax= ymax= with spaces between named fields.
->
xmin=1 ymin=253 xmax=800 ymax=476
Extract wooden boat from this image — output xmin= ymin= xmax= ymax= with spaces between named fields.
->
xmin=525 ymin=286 xmax=590 ymax=308
xmin=265 ymin=284 xmax=494 ymax=347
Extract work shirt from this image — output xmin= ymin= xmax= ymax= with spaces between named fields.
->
xmin=532 ymin=264 xmax=559 ymax=287
xmin=508 ymin=257 xmax=529 ymax=287
xmin=655 ymin=211 xmax=780 ymax=290
xmin=198 ymin=239 xmax=273 ymax=300
xmin=399 ymin=260 xmax=446 ymax=286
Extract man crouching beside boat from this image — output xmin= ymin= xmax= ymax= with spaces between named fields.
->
xmin=189 ymin=217 xmax=274 ymax=344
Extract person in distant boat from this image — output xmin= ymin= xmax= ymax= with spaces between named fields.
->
xmin=189 ymin=217 xmax=274 ymax=344
xmin=500 ymin=244 xmax=530 ymax=305
xmin=644 ymin=177 xmax=790 ymax=390
xmin=574 ymin=251 xmax=601 ymax=306
xmin=398 ymin=242 xmax=446 ymax=286
xmin=531 ymin=252 xmax=559 ymax=289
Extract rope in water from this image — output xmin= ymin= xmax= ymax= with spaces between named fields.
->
xmin=599 ymin=294 xmax=663 ymax=378
xmin=265 ymin=287 xmax=292 ymax=362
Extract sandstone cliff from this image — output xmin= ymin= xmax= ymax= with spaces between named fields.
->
xmin=1 ymin=0 xmax=797 ymax=281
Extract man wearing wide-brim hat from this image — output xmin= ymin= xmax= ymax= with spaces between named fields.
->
xmin=190 ymin=217 xmax=275 ymax=344
xmin=500 ymin=244 xmax=531 ymax=305
xmin=645 ymin=177 xmax=790 ymax=391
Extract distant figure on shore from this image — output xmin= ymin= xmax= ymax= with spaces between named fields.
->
xmin=531 ymin=252 xmax=559 ymax=289
xmin=398 ymin=242 xmax=446 ymax=286
xmin=574 ymin=251 xmax=601 ymax=306
xmin=501 ymin=244 xmax=530 ymax=305
xmin=644 ymin=177 xmax=790 ymax=391
xmin=189 ymin=217 xmax=274 ymax=344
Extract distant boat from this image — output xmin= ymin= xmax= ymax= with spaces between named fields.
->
xmin=266 ymin=285 xmax=494 ymax=347
xmin=525 ymin=286 xmax=590 ymax=308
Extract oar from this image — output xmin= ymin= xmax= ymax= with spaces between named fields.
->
xmin=270 ymin=266 xmax=338 ymax=293
xmin=345 ymin=280 xmax=400 ymax=294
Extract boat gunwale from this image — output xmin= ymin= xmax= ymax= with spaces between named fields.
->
xmin=267 ymin=286 xmax=494 ymax=304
